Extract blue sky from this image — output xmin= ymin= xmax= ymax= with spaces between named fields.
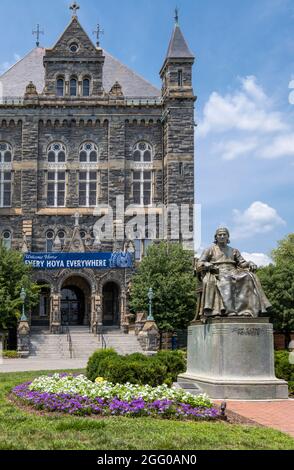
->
xmin=0 ymin=0 xmax=293 ymax=264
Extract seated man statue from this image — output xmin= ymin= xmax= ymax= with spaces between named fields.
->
xmin=196 ymin=227 xmax=271 ymax=319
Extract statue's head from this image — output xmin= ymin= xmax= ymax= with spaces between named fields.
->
xmin=214 ymin=227 xmax=230 ymax=245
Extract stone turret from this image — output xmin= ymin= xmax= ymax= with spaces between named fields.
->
xmin=160 ymin=21 xmax=195 ymax=99
xmin=160 ymin=17 xmax=196 ymax=248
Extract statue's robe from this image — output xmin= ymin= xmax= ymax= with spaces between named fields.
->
xmin=197 ymin=245 xmax=271 ymax=317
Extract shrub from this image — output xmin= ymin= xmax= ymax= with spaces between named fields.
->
xmin=3 ymin=350 xmax=19 ymax=359
xmin=86 ymin=349 xmax=118 ymax=382
xmin=275 ymin=351 xmax=294 ymax=382
xmin=86 ymin=350 xmax=186 ymax=387
xmin=99 ymin=357 xmax=167 ymax=387
xmin=154 ymin=350 xmax=186 ymax=382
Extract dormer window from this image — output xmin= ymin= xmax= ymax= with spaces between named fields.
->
xmin=69 ymin=42 xmax=79 ymax=53
xmin=56 ymin=78 xmax=64 ymax=97
xmin=70 ymin=78 xmax=77 ymax=97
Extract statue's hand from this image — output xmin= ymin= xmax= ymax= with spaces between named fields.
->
xmin=249 ymin=262 xmax=257 ymax=273
xmin=203 ymin=262 xmax=219 ymax=274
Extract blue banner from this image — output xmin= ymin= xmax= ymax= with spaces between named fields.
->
xmin=24 ymin=252 xmax=133 ymax=270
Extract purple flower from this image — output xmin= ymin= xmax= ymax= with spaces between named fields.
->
xmin=12 ymin=381 xmax=220 ymax=420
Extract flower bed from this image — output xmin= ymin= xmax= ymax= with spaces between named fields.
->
xmin=12 ymin=374 xmax=219 ymax=420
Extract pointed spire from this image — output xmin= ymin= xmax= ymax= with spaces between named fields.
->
xmin=165 ymin=22 xmax=194 ymax=60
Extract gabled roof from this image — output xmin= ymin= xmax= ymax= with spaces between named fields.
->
xmin=165 ymin=24 xmax=194 ymax=60
xmin=46 ymin=17 xmax=99 ymax=58
xmin=0 ymin=48 xmax=160 ymax=98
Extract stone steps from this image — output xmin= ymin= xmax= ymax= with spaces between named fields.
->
xmin=29 ymin=328 xmax=144 ymax=359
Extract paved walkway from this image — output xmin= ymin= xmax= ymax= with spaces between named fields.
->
xmin=0 ymin=358 xmax=87 ymax=373
xmin=216 ymin=400 xmax=294 ymax=437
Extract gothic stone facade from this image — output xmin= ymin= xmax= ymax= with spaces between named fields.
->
xmin=0 ymin=16 xmax=195 ymax=332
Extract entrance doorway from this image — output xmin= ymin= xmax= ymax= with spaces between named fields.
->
xmin=60 ymin=276 xmax=91 ymax=326
xmin=61 ymin=286 xmax=85 ymax=326
xmin=103 ymin=282 xmax=120 ymax=326
xmin=31 ymin=283 xmax=50 ymax=327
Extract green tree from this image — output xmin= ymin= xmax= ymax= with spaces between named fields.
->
xmin=0 ymin=246 xmax=40 ymax=331
xmin=271 ymin=233 xmax=294 ymax=266
xmin=129 ymin=242 xmax=196 ymax=333
xmin=258 ymin=233 xmax=294 ymax=349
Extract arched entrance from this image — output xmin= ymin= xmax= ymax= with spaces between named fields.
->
xmin=32 ymin=283 xmax=51 ymax=327
xmin=61 ymin=276 xmax=91 ymax=326
xmin=103 ymin=282 xmax=120 ymax=326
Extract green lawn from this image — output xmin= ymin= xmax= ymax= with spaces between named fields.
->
xmin=0 ymin=370 xmax=293 ymax=450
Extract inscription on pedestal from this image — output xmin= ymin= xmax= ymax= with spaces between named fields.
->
xmin=232 ymin=327 xmax=262 ymax=336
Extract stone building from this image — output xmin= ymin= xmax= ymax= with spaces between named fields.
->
xmin=0 ymin=5 xmax=195 ymax=334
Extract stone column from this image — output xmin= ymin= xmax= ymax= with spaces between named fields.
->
xmin=120 ymin=288 xmax=128 ymax=333
xmin=17 ymin=319 xmax=30 ymax=358
xmin=91 ymin=293 xmax=102 ymax=334
xmin=21 ymin=117 xmax=39 ymax=218
xmin=50 ymin=293 xmax=61 ymax=334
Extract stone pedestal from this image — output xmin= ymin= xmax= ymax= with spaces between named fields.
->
xmin=178 ymin=318 xmax=288 ymax=400
xmin=135 ymin=312 xmax=147 ymax=336
xmin=17 ymin=320 xmax=30 ymax=358
xmin=138 ymin=320 xmax=159 ymax=353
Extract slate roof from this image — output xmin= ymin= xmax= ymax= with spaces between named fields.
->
xmin=0 ymin=47 xmax=160 ymax=98
xmin=165 ymin=25 xmax=194 ymax=59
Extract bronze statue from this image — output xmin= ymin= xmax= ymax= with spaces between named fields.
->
xmin=195 ymin=227 xmax=271 ymax=319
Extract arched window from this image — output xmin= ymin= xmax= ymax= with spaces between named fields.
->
xmin=133 ymin=142 xmax=152 ymax=163
xmin=0 ymin=143 xmax=12 ymax=207
xmin=0 ymin=142 xmax=12 ymax=163
xmin=47 ymin=143 xmax=66 ymax=163
xmin=46 ymin=230 xmax=54 ymax=252
xmin=132 ymin=142 xmax=153 ymax=206
xmin=178 ymin=70 xmax=183 ymax=87
xmin=70 ymin=78 xmax=77 ymax=97
xmin=79 ymin=142 xmax=99 ymax=207
xmin=79 ymin=142 xmax=98 ymax=163
xmin=83 ymin=78 xmax=90 ymax=97
xmin=47 ymin=143 xmax=67 ymax=207
xmin=57 ymin=230 xmax=66 ymax=248
xmin=56 ymin=78 xmax=64 ymax=97
xmin=2 ymin=230 xmax=11 ymax=250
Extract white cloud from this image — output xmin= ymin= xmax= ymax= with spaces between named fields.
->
xmin=260 ymin=134 xmax=294 ymax=159
xmin=241 ymin=75 xmax=267 ymax=102
xmin=197 ymin=75 xmax=294 ymax=161
xmin=198 ymin=76 xmax=287 ymax=137
xmin=241 ymin=252 xmax=272 ymax=267
xmin=214 ymin=138 xmax=258 ymax=161
xmin=231 ymin=201 xmax=286 ymax=240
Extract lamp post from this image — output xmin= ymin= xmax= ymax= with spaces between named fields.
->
xmin=147 ymin=288 xmax=154 ymax=321
xmin=20 ymin=288 xmax=28 ymax=322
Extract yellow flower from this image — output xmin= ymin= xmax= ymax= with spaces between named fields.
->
xmin=95 ymin=377 xmax=106 ymax=384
